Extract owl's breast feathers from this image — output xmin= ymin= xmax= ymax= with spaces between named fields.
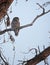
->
xmin=11 ymin=17 xmax=20 ymax=36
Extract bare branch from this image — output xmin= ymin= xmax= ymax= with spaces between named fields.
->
xmin=0 ymin=50 xmax=9 ymax=65
xmin=36 ymin=3 xmax=45 ymax=13
xmin=0 ymin=28 xmax=12 ymax=35
xmin=24 ymin=47 xmax=50 ymax=65
xmin=20 ymin=9 xmax=50 ymax=30
xmin=42 ymin=1 xmax=50 ymax=7
xmin=22 ymin=48 xmax=38 ymax=56
xmin=0 ymin=4 xmax=50 ymax=35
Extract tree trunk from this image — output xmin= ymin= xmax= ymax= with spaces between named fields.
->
xmin=0 ymin=0 xmax=13 ymax=19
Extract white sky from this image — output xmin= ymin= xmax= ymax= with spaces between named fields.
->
xmin=0 ymin=0 xmax=50 ymax=65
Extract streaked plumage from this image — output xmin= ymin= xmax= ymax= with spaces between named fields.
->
xmin=11 ymin=17 xmax=20 ymax=36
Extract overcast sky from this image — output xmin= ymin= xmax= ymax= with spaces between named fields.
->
xmin=0 ymin=0 xmax=50 ymax=65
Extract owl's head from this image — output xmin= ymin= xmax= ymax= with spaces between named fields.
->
xmin=13 ymin=17 xmax=19 ymax=21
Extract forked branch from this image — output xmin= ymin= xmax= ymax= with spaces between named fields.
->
xmin=0 ymin=3 xmax=50 ymax=35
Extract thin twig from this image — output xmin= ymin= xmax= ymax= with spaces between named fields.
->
xmin=36 ymin=3 xmax=45 ymax=13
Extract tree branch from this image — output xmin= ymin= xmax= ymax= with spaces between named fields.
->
xmin=0 ymin=4 xmax=50 ymax=35
xmin=24 ymin=47 xmax=50 ymax=65
xmin=0 ymin=51 xmax=9 ymax=65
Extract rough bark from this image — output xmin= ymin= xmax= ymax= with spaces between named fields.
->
xmin=25 ymin=47 xmax=50 ymax=65
xmin=0 ymin=0 xmax=13 ymax=19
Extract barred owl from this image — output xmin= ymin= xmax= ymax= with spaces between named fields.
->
xmin=11 ymin=17 xmax=20 ymax=36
